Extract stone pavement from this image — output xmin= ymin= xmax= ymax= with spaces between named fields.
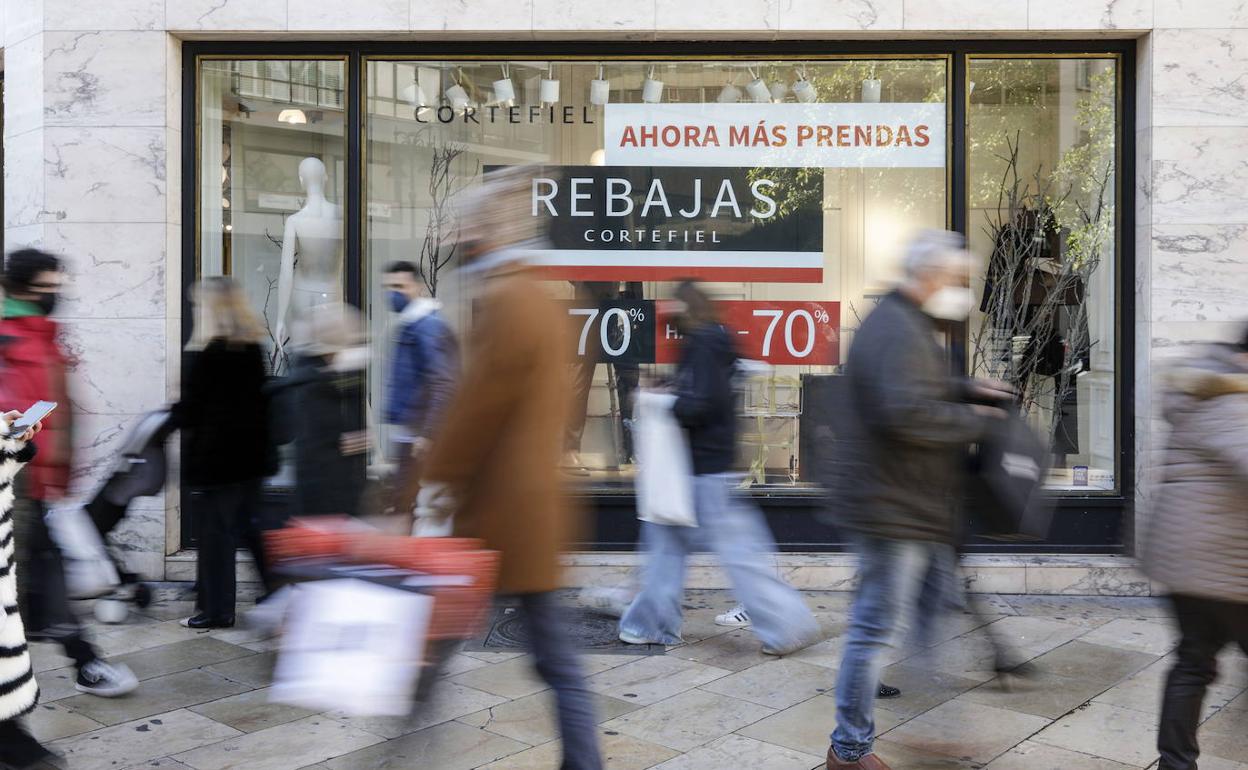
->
xmin=18 ymin=590 xmax=1248 ymax=770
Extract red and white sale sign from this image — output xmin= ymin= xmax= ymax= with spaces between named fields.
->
xmin=654 ymin=300 xmax=840 ymax=365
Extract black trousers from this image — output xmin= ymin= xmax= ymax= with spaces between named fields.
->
xmin=13 ymin=495 xmax=97 ymax=669
xmin=1159 ymin=593 xmax=1248 ymax=770
xmin=191 ymin=480 xmax=272 ymax=619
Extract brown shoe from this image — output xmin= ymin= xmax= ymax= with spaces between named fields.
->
xmin=827 ymin=747 xmax=893 ymax=769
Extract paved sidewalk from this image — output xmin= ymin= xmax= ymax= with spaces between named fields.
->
xmin=20 ymin=590 xmax=1248 ymax=770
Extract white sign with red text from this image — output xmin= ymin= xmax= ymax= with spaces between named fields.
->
xmin=604 ymin=102 xmax=945 ymax=168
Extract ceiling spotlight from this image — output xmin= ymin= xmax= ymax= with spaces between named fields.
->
xmin=717 ymin=83 xmax=742 ymax=103
xmin=589 ymin=148 xmax=606 ymax=166
xmin=642 ymin=68 xmax=664 ymax=104
xmin=540 ymin=65 xmax=560 ymax=104
xmin=445 ymin=83 xmax=470 ymax=111
xmin=793 ymin=69 xmax=817 ymax=103
xmin=493 ymin=64 xmax=516 ymax=105
xmin=745 ymin=69 xmax=771 ymax=103
xmin=589 ymin=65 xmax=610 ymax=106
xmin=769 ymin=81 xmax=788 ymax=102
xmin=278 ymin=108 xmax=307 ymax=125
xmin=861 ymin=77 xmax=881 ymax=103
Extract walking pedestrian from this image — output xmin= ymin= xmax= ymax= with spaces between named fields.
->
xmin=1143 ymin=328 xmax=1248 ymax=770
xmin=618 ymin=280 xmax=820 ymax=656
xmin=0 ymin=249 xmax=138 ymax=698
xmin=382 ymin=260 xmax=458 ymax=526
xmin=417 ymin=169 xmax=602 ymax=770
xmin=0 ymin=411 xmax=51 ymax=768
xmin=824 ymin=230 xmax=1006 ymax=770
xmin=172 ymin=277 xmax=276 ymax=629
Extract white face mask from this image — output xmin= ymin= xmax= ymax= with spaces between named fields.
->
xmin=921 ymin=286 xmax=975 ymax=321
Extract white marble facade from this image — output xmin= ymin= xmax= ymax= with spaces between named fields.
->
xmin=1 ymin=0 xmax=1245 ymax=586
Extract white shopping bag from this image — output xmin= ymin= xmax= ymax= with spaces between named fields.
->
xmin=634 ymin=391 xmax=697 ymax=527
xmin=270 ymin=578 xmax=434 ymax=717
xmin=44 ymin=505 xmax=120 ymax=599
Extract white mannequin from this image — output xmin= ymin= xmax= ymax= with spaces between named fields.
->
xmin=275 ymin=157 xmax=344 ymax=352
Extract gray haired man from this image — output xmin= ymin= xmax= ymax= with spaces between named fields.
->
xmin=824 ymin=230 xmax=1008 ymax=770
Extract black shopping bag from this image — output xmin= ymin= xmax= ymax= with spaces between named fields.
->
xmin=965 ymin=412 xmax=1054 ymax=542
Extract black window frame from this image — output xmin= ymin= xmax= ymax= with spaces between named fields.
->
xmin=181 ymin=39 xmax=1136 ymax=554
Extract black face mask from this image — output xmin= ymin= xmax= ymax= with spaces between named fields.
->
xmin=35 ymin=293 xmax=59 ymax=315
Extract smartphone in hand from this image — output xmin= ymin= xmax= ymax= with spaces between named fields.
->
xmin=10 ymin=401 xmax=58 ymax=436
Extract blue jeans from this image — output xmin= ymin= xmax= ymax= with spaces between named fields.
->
xmin=514 ymin=591 xmax=602 ymax=770
xmin=831 ymin=536 xmax=954 ymax=762
xmin=620 ymin=473 xmax=818 ymax=651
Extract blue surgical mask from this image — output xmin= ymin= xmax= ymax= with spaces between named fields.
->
xmin=388 ymin=290 xmax=409 ymax=313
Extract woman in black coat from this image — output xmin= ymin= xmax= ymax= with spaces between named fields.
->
xmin=172 ymin=277 xmax=276 ymax=629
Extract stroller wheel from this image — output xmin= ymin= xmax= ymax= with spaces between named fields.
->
xmin=95 ymin=599 xmax=130 ymax=625
xmin=133 ymin=583 xmax=153 ymax=609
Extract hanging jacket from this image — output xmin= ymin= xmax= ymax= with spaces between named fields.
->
xmin=1143 ymin=345 xmax=1248 ymax=604
xmin=0 ymin=298 xmax=72 ymax=501
xmin=0 ymin=423 xmax=39 ymax=721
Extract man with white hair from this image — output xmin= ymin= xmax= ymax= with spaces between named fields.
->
xmin=823 ymin=229 xmax=1007 ymax=770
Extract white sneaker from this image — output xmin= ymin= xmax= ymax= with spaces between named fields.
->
xmin=581 ymin=586 xmax=634 ymax=619
xmin=715 ymin=605 xmax=751 ymax=627
xmin=75 ymin=660 xmax=139 ymax=698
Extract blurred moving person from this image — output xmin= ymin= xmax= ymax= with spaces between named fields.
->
xmin=1143 ymin=328 xmax=1248 ymax=770
xmin=0 ymin=249 xmax=138 ymax=698
xmin=173 ymin=277 xmax=276 ymax=630
xmin=825 ymin=231 xmax=1005 ymax=770
xmin=382 ymin=260 xmax=458 ymax=523
xmin=418 ymin=170 xmax=601 ymax=770
xmin=0 ymin=411 xmax=50 ymax=767
xmin=618 ymin=280 xmax=819 ymax=656
xmin=273 ymin=303 xmax=368 ymax=517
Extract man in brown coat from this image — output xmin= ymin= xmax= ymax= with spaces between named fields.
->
xmin=420 ymin=169 xmax=601 ymax=770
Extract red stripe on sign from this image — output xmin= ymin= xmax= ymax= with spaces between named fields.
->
xmin=531 ymin=266 xmax=824 ymax=283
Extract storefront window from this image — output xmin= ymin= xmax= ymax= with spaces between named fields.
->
xmin=364 ymin=58 xmax=948 ymax=491
xmin=967 ymin=57 xmax=1119 ymax=492
xmin=197 ymin=58 xmax=348 ymax=376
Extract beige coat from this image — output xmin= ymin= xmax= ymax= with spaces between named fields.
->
xmin=424 ymin=265 xmax=580 ymax=595
xmin=1144 ymin=345 xmax=1248 ymax=604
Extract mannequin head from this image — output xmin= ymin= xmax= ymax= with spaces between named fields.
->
xmin=298 ymin=157 xmax=327 ymax=195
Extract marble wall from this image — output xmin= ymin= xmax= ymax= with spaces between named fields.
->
xmin=2 ymin=0 xmax=1244 ymax=584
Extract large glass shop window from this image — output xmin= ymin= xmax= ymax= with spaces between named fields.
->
xmin=966 ymin=57 xmax=1119 ymax=492
xmin=197 ymin=59 xmax=348 ymax=375
xmin=364 ymin=58 xmax=949 ymax=492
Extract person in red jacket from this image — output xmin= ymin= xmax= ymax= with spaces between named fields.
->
xmin=1 ymin=249 xmax=137 ymax=698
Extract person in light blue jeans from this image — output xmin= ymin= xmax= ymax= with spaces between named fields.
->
xmin=831 ymin=537 xmax=953 ymax=762
xmin=620 ymin=473 xmax=820 ymax=654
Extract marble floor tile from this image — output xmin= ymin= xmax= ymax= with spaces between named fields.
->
xmin=788 ymin=631 xmax=912 ymax=672
xmin=602 ymin=688 xmax=776 ymax=752
xmin=1002 ymin=596 xmax=1169 ymax=619
xmin=23 ymin=701 xmax=105 ymax=743
xmin=459 ymin=650 xmax=527 ymax=663
xmin=1032 ymin=701 xmax=1161 ymax=766
xmin=980 ymin=616 xmax=1090 ymax=657
xmin=188 ymin=687 xmax=320 ymax=733
xmin=49 ymin=709 xmax=242 ymax=769
xmin=476 ymin=730 xmax=680 ymax=770
xmin=59 ymin=670 xmax=252 ymax=726
xmin=34 ymin=667 xmax=82 ymax=702
xmin=323 ymin=720 xmax=525 ymax=770
xmin=667 ymin=628 xmax=773 ymax=672
xmin=327 ymin=682 xmax=506 ymax=738
xmin=173 ymin=715 xmax=385 ymax=770
xmin=875 ymin=664 xmax=985 ymax=719
xmin=92 ymin=621 xmax=205 ymax=658
xmin=983 ymin=740 xmax=1139 ymax=770
xmin=204 ymin=651 xmax=278 ymax=688
xmin=121 ymin=759 xmax=195 ymax=770
xmin=650 ymin=733 xmax=824 ymax=769
xmin=1027 ymin=641 xmax=1159 ymax=686
xmin=29 ymin=642 xmax=75 ymax=674
xmin=449 ymin=655 xmax=550 ymax=699
xmin=960 ymin=671 xmax=1112 ymax=719
xmin=870 ymin=738 xmax=983 ymax=769
xmin=588 ymin=655 xmax=731 ymax=705
xmin=1094 ymin=667 xmax=1242 ymax=721
xmin=1200 ymin=706 xmax=1248 ymax=764
xmin=114 ymin=637 xmax=257 ymax=681
xmin=435 ymin=652 xmax=494 ymax=678
xmin=1077 ymin=618 xmax=1180 ymax=656
xmin=921 ymin=635 xmax=1011 ymax=683
xmin=457 ymin=690 xmax=638 ymax=745
xmin=737 ymin=695 xmax=907 ymax=757
xmin=883 ymin=699 xmax=1050 ymax=764
xmin=700 ymin=658 xmax=837 ymax=710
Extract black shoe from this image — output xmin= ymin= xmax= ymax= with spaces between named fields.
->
xmin=180 ymin=613 xmax=235 ymax=629
xmin=877 ymin=682 xmax=902 ymax=698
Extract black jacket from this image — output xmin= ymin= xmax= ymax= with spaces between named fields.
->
xmin=172 ymin=340 xmax=275 ymax=487
xmin=831 ymin=291 xmax=991 ymax=543
xmin=673 ymin=322 xmax=738 ymax=475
